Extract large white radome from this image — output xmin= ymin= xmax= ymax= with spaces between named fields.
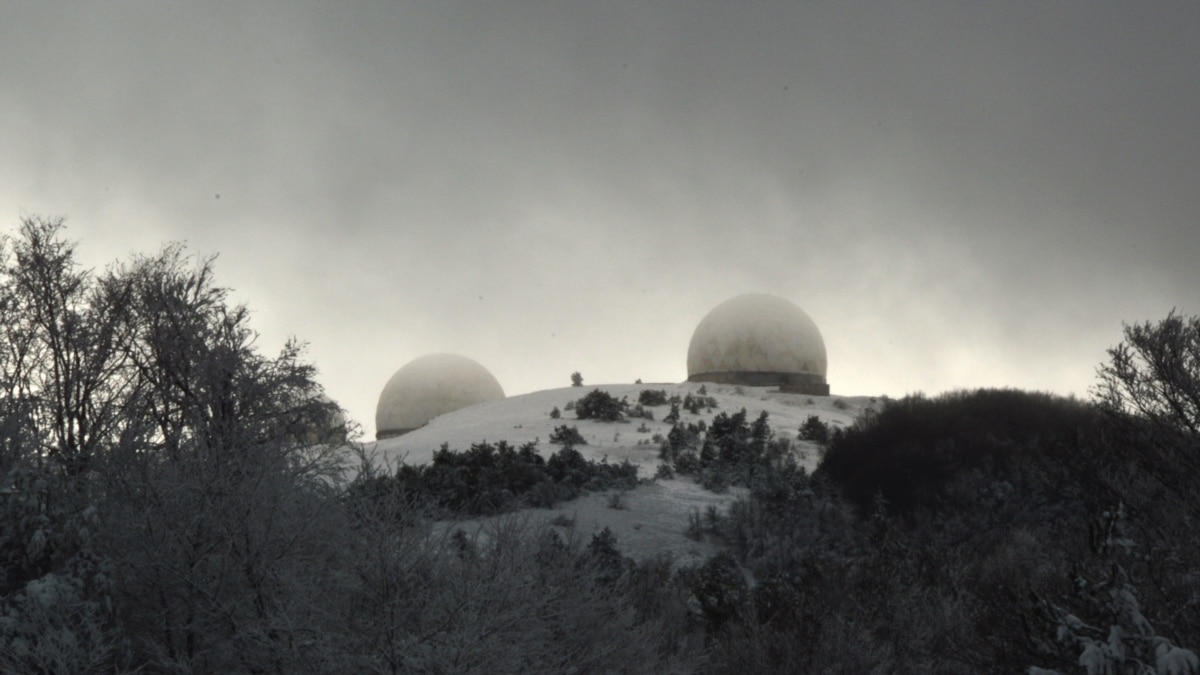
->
xmin=375 ymin=353 xmax=505 ymax=439
xmin=687 ymin=293 xmax=829 ymax=394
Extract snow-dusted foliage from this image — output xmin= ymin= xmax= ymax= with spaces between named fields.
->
xmin=1030 ymin=506 xmax=1200 ymax=675
xmin=0 ymin=572 xmax=125 ymax=674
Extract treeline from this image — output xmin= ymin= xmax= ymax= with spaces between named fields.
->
xmin=352 ymin=440 xmax=638 ymax=516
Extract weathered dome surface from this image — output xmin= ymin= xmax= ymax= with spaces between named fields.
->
xmin=376 ymin=353 xmax=505 ymax=439
xmin=687 ymin=294 xmax=829 ymax=395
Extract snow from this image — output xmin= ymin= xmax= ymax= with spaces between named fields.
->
xmin=1155 ymin=640 xmax=1200 ymax=675
xmin=370 ymin=382 xmax=874 ymax=474
xmin=360 ymin=382 xmax=880 ymax=563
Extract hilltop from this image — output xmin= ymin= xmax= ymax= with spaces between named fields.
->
xmin=365 ymin=383 xmax=878 ymax=564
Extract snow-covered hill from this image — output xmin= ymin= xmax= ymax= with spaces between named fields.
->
xmin=362 ymin=382 xmax=880 ymax=565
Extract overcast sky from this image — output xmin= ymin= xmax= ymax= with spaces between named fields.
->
xmin=2 ymin=2 xmax=1197 ymax=437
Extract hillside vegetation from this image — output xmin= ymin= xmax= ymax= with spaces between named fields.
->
xmin=2 ymin=218 xmax=1199 ymax=674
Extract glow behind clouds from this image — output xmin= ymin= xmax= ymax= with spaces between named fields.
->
xmin=2 ymin=3 xmax=1197 ymax=437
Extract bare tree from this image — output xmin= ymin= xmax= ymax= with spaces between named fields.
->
xmin=0 ymin=219 xmax=349 ymax=673
xmin=1095 ymin=310 xmax=1200 ymax=439
xmin=0 ymin=216 xmax=134 ymax=474
xmin=96 ymin=242 xmax=349 ymax=671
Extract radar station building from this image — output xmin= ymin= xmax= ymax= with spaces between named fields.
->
xmin=687 ymin=293 xmax=830 ymax=395
xmin=375 ymin=353 xmax=506 ymax=439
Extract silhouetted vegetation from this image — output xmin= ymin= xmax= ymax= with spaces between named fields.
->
xmin=684 ymin=392 xmax=718 ymax=414
xmin=797 ymin=414 xmax=830 ymax=444
xmin=573 ymin=388 xmax=627 ymax=421
xmin=638 ymin=389 xmax=669 ymax=406
xmin=548 ymin=424 xmax=586 ymax=445
xmin=354 ymin=440 xmax=637 ymax=516
xmin=818 ymin=388 xmax=1104 ymax=518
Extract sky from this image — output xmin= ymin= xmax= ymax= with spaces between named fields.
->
xmin=2 ymin=2 xmax=1197 ymax=438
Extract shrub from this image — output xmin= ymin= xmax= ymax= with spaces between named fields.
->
xmin=664 ymin=402 xmax=681 ymax=424
xmin=550 ymin=406 xmax=561 ymax=419
xmin=1028 ymin=506 xmax=1200 ymax=675
xmin=680 ymin=552 xmax=747 ymax=631
xmin=683 ymin=393 xmax=718 ymax=414
xmin=798 ymin=414 xmax=830 ymax=443
xmin=639 ymin=389 xmax=669 ymax=406
xmin=674 ymin=450 xmax=701 ymax=475
xmin=699 ymin=468 xmax=730 ymax=493
xmin=660 ymin=423 xmax=700 ymax=464
xmin=359 ymin=440 xmax=642 ymax=516
xmin=586 ymin=527 xmax=632 ymax=585
xmin=574 ymin=389 xmax=626 ymax=422
xmin=817 ymin=389 xmax=1103 ymax=517
xmin=549 ymin=425 xmax=587 ymax=446
xmin=628 ymin=403 xmax=654 ymax=420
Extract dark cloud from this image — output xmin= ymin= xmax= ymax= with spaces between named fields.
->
xmin=2 ymin=2 xmax=1196 ymax=435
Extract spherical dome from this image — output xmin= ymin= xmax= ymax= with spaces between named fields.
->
xmin=687 ymin=294 xmax=829 ymax=394
xmin=295 ymin=392 xmax=348 ymax=445
xmin=376 ymin=354 xmax=505 ymax=439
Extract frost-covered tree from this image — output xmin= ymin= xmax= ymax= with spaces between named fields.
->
xmin=1029 ymin=505 xmax=1200 ymax=675
xmin=0 ymin=218 xmax=347 ymax=672
xmin=1096 ymin=310 xmax=1200 ymax=440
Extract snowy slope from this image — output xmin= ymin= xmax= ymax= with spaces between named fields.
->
xmin=371 ymin=382 xmax=876 ymax=472
xmin=362 ymin=382 xmax=880 ymax=563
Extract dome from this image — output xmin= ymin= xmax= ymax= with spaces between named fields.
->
xmin=375 ymin=353 xmax=505 ymax=439
xmin=687 ymin=294 xmax=829 ymax=395
xmin=295 ymin=392 xmax=348 ymax=445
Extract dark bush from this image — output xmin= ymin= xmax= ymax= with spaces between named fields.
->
xmin=546 ymin=445 xmax=591 ymax=484
xmin=683 ymin=393 xmax=717 ymax=415
xmin=680 ymin=552 xmax=747 ymax=631
xmin=817 ymin=389 xmax=1104 ymax=517
xmin=674 ymin=450 xmax=702 ymax=475
xmin=574 ymin=389 xmax=626 ymax=422
xmin=549 ymin=424 xmax=587 ymax=446
xmin=664 ymin=401 xmax=681 ymax=424
xmin=639 ymin=389 xmax=669 ymax=406
xmin=699 ymin=468 xmax=730 ymax=493
xmin=586 ymin=527 xmax=633 ymax=585
xmin=363 ymin=440 xmax=638 ymax=516
xmin=660 ymin=423 xmax=700 ymax=464
xmin=627 ymin=403 xmax=654 ymax=420
xmin=798 ymin=414 xmax=830 ymax=444
xmin=705 ymin=409 xmax=751 ymax=463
